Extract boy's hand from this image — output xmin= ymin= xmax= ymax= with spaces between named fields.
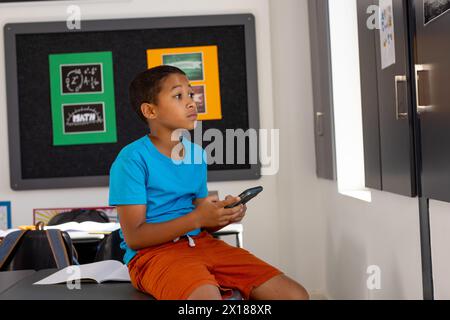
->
xmin=193 ymin=195 xmax=244 ymax=228
xmin=224 ymin=195 xmax=247 ymax=223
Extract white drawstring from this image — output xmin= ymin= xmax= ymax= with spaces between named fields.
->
xmin=187 ymin=235 xmax=196 ymax=247
xmin=173 ymin=235 xmax=196 ymax=247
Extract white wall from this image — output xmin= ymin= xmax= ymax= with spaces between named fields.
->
xmin=0 ymin=0 xmax=292 ymax=285
xmin=328 ymin=0 xmax=367 ymax=200
xmin=321 ymin=181 xmax=424 ymax=299
xmin=270 ymin=0 xmax=439 ymax=300
xmin=429 ymin=200 xmax=450 ymax=300
xmin=268 ymin=0 xmax=325 ymax=297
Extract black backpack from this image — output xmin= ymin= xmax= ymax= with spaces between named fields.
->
xmin=47 ymin=209 xmax=111 ymax=264
xmin=0 ymin=223 xmax=78 ymax=271
xmin=47 ymin=209 xmax=110 ymax=225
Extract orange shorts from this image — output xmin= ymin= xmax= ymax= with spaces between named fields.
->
xmin=127 ymin=231 xmax=283 ymax=300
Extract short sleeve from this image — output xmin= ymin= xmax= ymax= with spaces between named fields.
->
xmin=109 ymin=156 xmax=147 ymax=206
xmin=195 ymin=150 xmax=208 ymax=199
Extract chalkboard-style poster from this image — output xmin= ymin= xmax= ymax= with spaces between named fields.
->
xmin=147 ymin=46 xmax=222 ymax=121
xmin=49 ymin=51 xmax=117 ymax=146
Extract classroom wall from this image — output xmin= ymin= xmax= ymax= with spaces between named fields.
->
xmin=268 ymin=0 xmax=326 ymax=298
xmin=3 ymin=0 xmax=449 ymax=301
xmin=429 ymin=200 xmax=450 ymax=299
xmin=320 ymin=182 xmax=424 ymax=299
xmin=0 ymin=0 xmax=302 ymax=288
xmin=271 ymin=0 xmax=425 ymax=300
xmin=272 ymin=0 xmax=450 ymax=300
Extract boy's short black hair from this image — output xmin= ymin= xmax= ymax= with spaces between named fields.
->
xmin=129 ymin=65 xmax=187 ymax=124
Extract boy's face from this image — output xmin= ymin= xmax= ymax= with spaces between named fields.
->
xmin=148 ymin=73 xmax=198 ymax=131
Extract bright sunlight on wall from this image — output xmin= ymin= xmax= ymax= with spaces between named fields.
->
xmin=328 ymin=0 xmax=371 ymax=202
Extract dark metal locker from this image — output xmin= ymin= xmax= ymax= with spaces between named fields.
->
xmin=308 ymin=0 xmax=336 ymax=180
xmin=357 ymin=0 xmax=417 ymax=196
xmin=357 ymin=0 xmax=383 ymax=190
xmin=413 ymin=0 xmax=450 ymax=202
xmin=375 ymin=0 xmax=417 ymax=196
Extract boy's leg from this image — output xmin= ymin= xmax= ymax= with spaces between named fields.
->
xmin=198 ymin=234 xmax=309 ymax=300
xmin=187 ymin=284 xmax=222 ymax=300
xmin=249 ymin=274 xmax=309 ymax=300
xmin=128 ymin=239 xmax=222 ymax=300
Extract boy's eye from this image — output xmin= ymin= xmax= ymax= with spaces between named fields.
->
xmin=173 ymin=93 xmax=195 ymax=99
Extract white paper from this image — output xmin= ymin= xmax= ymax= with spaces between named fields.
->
xmin=66 ymin=231 xmax=105 ymax=240
xmin=44 ymin=221 xmax=120 ymax=233
xmin=379 ymin=0 xmax=396 ymax=69
xmin=34 ymin=260 xmax=130 ymax=285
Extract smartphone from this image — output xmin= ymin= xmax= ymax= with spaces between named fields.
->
xmin=224 ymin=186 xmax=263 ymax=209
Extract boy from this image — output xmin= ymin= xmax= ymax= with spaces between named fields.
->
xmin=109 ymin=65 xmax=309 ymax=300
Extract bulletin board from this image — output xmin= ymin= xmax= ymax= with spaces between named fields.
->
xmin=4 ymin=14 xmax=261 ymax=190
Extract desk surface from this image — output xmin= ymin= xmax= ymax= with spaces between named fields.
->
xmin=0 ymin=269 xmax=153 ymax=300
xmin=0 ymin=270 xmax=35 ymax=295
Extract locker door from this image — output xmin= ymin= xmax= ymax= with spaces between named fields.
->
xmin=375 ymin=0 xmax=416 ymax=196
xmin=413 ymin=0 xmax=450 ymax=202
xmin=308 ymin=0 xmax=336 ymax=180
xmin=357 ymin=0 xmax=416 ymax=196
xmin=357 ymin=0 xmax=383 ymax=190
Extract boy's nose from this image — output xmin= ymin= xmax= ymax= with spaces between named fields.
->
xmin=187 ymin=100 xmax=196 ymax=109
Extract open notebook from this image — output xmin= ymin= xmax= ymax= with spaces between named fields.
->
xmin=34 ymin=260 xmax=130 ymax=285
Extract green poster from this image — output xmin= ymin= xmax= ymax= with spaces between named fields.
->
xmin=49 ymin=51 xmax=117 ymax=146
xmin=163 ymin=52 xmax=204 ymax=81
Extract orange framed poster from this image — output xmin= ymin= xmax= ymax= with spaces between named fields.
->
xmin=147 ymin=45 xmax=222 ymax=121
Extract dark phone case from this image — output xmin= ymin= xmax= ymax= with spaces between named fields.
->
xmin=225 ymin=186 xmax=263 ymax=208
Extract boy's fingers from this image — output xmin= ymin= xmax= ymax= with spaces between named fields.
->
xmin=230 ymin=210 xmax=244 ymax=221
xmin=223 ymin=204 xmax=243 ymax=215
xmin=218 ymin=196 xmax=240 ymax=208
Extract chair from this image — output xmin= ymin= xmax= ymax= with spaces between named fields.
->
xmin=93 ymin=229 xmax=125 ymax=263
xmin=212 ymin=223 xmax=244 ymax=248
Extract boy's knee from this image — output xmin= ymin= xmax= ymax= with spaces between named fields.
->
xmin=276 ymin=275 xmax=310 ymax=300
xmin=187 ymin=284 xmax=222 ymax=300
xmin=291 ymin=284 xmax=310 ymax=300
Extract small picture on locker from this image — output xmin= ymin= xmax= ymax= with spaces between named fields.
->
xmin=424 ymin=0 xmax=450 ymax=25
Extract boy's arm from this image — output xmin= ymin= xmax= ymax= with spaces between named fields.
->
xmin=118 ymin=205 xmax=201 ymax=250
xmin=119 ymin=197 xmax=242 ymax=250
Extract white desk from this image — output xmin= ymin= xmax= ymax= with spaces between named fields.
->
xmin=2 ymin=223 xmax=244 ymax=247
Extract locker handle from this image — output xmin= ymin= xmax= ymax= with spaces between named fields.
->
xmin=395 ymin=75 xmax=408 ymax=120
xmin=316 ymin=112 xmax=324 ymax=137
xmin=414 ymin=64 xmax=433 ymax=115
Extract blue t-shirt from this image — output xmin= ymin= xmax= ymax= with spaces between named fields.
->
xmin=108 ymin=135 xmax=208 ymax=265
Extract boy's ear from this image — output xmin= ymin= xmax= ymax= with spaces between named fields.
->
xmin=141 ymin=102 xmax=157 ymax=120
